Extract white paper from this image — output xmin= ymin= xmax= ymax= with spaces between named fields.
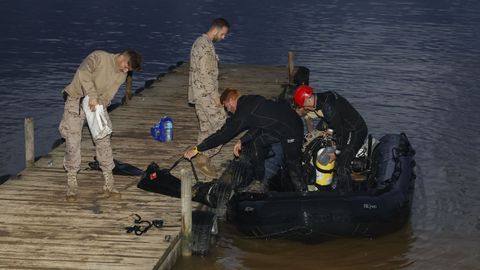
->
xmin=82 ymin=95 xmax=112 ymax=140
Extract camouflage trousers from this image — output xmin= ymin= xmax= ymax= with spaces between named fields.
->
xmin=195 ymin=100 xmax=227 ymax=157
xmin=58 ymin=95 xmax=114 ymax=173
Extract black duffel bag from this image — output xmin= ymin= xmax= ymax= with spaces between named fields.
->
xmin=137 ymin=159 xmax=229 ymax=208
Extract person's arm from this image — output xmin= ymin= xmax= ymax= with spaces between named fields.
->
xmin=327 ymin=107 xmax=347 ymax=152
xmin=198 ymin=113 xmax=248 ymax=152
xmin=77 ymin=51 xmax=101 ymax=111
xmin=303 ymin=114 xmax=315 ymax=133
xmin=239 ymin=129 xmax=259 ymax=145
xmin=233 ymin=140 xmax=242 ymax=157
xmin=184 ymin=115 xmax=248 ymax=160
xmin=320 ymin=97 xmax=347 ymax=152
xmin=233 ymin=128 xmax=259 ymax=157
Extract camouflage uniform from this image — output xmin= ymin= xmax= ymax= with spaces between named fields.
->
xmin=188 ymin=34 xmax=227 ymax=157
xmin=59 ymin=50 xmax=127 ymax=173
xmin=59 ymin=96 xmax=114 ymax=172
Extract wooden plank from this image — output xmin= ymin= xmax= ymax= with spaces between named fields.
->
xmin=0 ymin=63 xmax=287 ymax=269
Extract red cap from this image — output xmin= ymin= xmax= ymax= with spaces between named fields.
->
xmin=293 ymin=85 xmax=313 ymax=108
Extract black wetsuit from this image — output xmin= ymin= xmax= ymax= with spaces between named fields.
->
xmin=315 ymin=91 xmax=368 ymax=191
xmin=197 ymin=95 xmax=306 ymax=191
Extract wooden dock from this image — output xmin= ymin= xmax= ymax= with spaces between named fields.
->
xmin=0 ymin=63 xmax=289 ymax=269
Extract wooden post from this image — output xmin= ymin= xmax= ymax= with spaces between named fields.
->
xmin=125 ymin=71 xmax=133 ymax=104
xmin=181 ymin=168 xmax=192 ymax=256
xmin=24 ymin=117 xmax=35 ymax=168
xmin=288 ymin=51 xmax=294 ymax=85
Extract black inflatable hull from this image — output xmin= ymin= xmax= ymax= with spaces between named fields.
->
xmin=226 ymin=133 xmax=416 ymax=241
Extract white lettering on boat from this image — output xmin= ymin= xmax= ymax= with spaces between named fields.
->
xmin=363 ymin=203 xmax=377 ymax=210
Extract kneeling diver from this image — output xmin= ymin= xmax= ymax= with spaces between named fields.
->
xmin=293 ymin=85 xmax=368 ymax=191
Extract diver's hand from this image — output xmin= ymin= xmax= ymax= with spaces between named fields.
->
xmin=184 ymin=147 xmax=199 ymax=160
xmin=233 ymin=140 xmax=242 ymax=157
xmin=328 ymin=152 xmax=337 ymax=163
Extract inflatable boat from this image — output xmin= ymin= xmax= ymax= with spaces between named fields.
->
xmin=225 ymin=132 xmax=416 ymax=241
xmin=136 ymin=132 xmax=415 ymax=250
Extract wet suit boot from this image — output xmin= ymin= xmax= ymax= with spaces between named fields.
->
xmin=66 ymin=171 xmax=78 ymax=202
xmin=193 ymin=153 xmax=217 ymax=179
xmin=102 ymin=171 xmax=121 ymax=200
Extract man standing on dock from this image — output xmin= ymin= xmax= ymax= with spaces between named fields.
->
xmin=59 ymin=49 xmax=143 ymax=202
xmin=188 ymin=18 xmax=230 ymax=179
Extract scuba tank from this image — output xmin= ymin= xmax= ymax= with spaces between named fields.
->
xmin=315 ymin=146 xmax=335 ymax=186
xmin=304 ymin=129 xmax=337 ymax=190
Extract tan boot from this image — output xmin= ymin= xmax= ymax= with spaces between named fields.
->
xmin=102 ymin=171 xmax=121 ymax=200
xmin=193 ymin=153 xmax=217 ymax=179
xmin=65 ymin=171 xmax=78 ymax=202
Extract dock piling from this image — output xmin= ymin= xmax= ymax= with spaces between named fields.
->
xmin=24 ymin=117 xmax=34 ymax=168
xmin=181 ymin=168 xmax=192 ymax=256
xmin=288 ymin=51 xmax=294 ymax=85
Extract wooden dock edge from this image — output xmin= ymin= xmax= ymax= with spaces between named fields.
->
xmin=154 ymin=235 xmax=181 ymax=270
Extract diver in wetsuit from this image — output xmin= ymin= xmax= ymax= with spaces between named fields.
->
xmin=184 ymin=88 xmax=307 ymax=192
xmin=294 ymin=85 xmax=368 ymax=191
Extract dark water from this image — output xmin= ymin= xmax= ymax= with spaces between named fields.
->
xmin=1 ymin=0 xmax=479 ymax=269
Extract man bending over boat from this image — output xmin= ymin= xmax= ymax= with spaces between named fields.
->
xmin=293 ymin=85 xmax=367 ymax=191
xmin=184 ymin=88 xmax=307 ymax=193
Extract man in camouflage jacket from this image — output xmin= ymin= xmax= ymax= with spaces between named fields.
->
xmin=188 ymin=18 xmax=230 ymax=178
xmin=59 ymin=49 xmax=143 ymax=202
